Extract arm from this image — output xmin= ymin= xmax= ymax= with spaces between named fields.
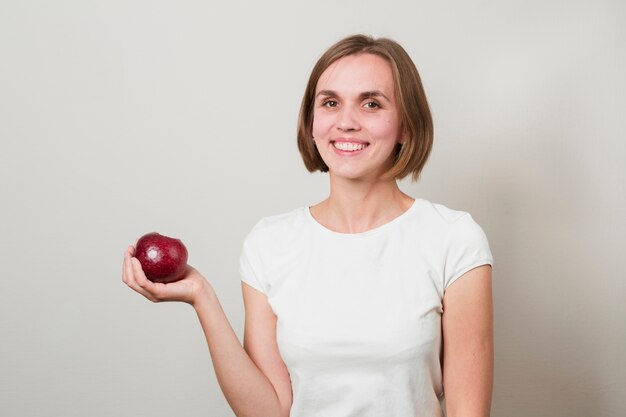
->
xmin=122 ymin=247 xmax=292 ymax=417
xmin=241 ymin=283 xmax=293 ymax=415
xmin=442 ymin=264 xmax=493 ymax=417
xmin=193 ymin=283 xmax=292 ymax=417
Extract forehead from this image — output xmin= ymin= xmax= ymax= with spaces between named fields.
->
xmin=316 ymin=53 xmax=395 ymax=96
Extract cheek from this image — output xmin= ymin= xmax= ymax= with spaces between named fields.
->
xmin=365 ymin=117 xmax=401 ymax=141
xmin=311 ymin=111 xmax=333 ymax=138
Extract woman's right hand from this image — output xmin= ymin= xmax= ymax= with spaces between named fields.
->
xmin=123 ymin=246 xmax=292 ymax=417
xmin=122 ymin=244 xmax=212 ymax=306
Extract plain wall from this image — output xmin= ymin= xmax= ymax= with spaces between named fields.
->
xmin=1 ymin=1 xmax=624 ymax=416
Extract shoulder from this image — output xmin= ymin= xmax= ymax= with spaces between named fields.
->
xmin=243 ymin=207 xmax=310 ymax=248
xmin=240 ymin=207 xmax=314 ymax=292
xmin=406 ymin=199 xmax=493 ymax=289
xmin=408 ymin=199 xmax=491 ymax=257
xmin=409 ymin=198 xmax=481 ymax=231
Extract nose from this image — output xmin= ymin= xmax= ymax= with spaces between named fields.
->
xmin=336 ymin=105 xmax=361 ymax=132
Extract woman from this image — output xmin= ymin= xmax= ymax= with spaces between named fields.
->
xmin=123 ymin=34 xmax=493 ymax=417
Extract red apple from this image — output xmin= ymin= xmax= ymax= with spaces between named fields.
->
xmin=135 ymin=232 xmax=188 ymax=283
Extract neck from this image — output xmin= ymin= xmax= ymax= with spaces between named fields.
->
xmin=311 ymin=175 xmax=414 ymax=233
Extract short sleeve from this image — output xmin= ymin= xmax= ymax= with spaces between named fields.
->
xmin=239 ymin=222 xmax=268 ymax=294
xmin=443 ymin=213 xmax=493 ymax=290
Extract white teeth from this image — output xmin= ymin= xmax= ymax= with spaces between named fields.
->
xmin=333 ymin=142 xmax=367 ymax=151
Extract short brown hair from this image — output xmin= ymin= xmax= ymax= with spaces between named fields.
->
xmin=297 ymin=34 xmax=433 ymax=181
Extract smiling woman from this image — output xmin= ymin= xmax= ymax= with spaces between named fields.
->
xmin=298 ymin=34 xmax=433 ymax=183
xmin=310 ymin=53 xmax=403 ymax=182
xmin=123 ymin=34 xmax=494 ymax=417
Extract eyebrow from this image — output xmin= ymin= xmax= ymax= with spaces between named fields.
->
xmin=316 ymin=89 xmax=391 ymax=102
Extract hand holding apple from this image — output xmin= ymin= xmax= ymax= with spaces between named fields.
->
xmin=122 ymin=235 xmax=212 ymax=306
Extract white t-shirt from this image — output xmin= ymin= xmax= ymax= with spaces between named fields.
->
xmin=239 ymin=198 xmax=493 ymax=417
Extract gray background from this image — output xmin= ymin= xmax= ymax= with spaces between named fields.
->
xmin=1 ymin=0 xmax=624 ymax=416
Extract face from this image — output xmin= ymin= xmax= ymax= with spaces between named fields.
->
xmin=311 ymin=53 xmax=403 ymax=182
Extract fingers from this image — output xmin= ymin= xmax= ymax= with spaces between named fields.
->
xmin=121 ymin=246 xmax=134 ymax=284
xmin=122 ymin=243 xmax=201 ymax=304
xmin=130 ymin=258 xmax=158 ymax=295
xmin=122 ymin=248 xmax=161 ymax=302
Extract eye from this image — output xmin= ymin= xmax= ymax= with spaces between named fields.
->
xmin=322 ymin=100 xmax=338 ymax=108
xmin=363 ymin=101 xmax=380 ymax=109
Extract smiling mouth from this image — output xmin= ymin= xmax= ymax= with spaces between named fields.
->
xmin=332 ymin=141 xmax=370 ymax=152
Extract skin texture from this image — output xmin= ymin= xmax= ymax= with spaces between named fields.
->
xmin=443 ymin=265 xmax=494 ymax=417
xmin=122 ymin=52 xmax=493 ymax=417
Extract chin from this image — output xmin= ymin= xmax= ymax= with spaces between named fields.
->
xmin=329 ymin=168 xmax=381 ymax=182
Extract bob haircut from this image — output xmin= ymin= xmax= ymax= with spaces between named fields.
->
xmin=297 ymin=34 xmax=433 ymax=181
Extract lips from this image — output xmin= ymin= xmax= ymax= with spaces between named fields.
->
xmin=331 ymin=139 xmax=370 ymax=152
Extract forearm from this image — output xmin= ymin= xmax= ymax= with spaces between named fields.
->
xmin=443 ymin=339 xmax=493 ymax=417
xmin=193 ymin=289 xmax=285 ymax=417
